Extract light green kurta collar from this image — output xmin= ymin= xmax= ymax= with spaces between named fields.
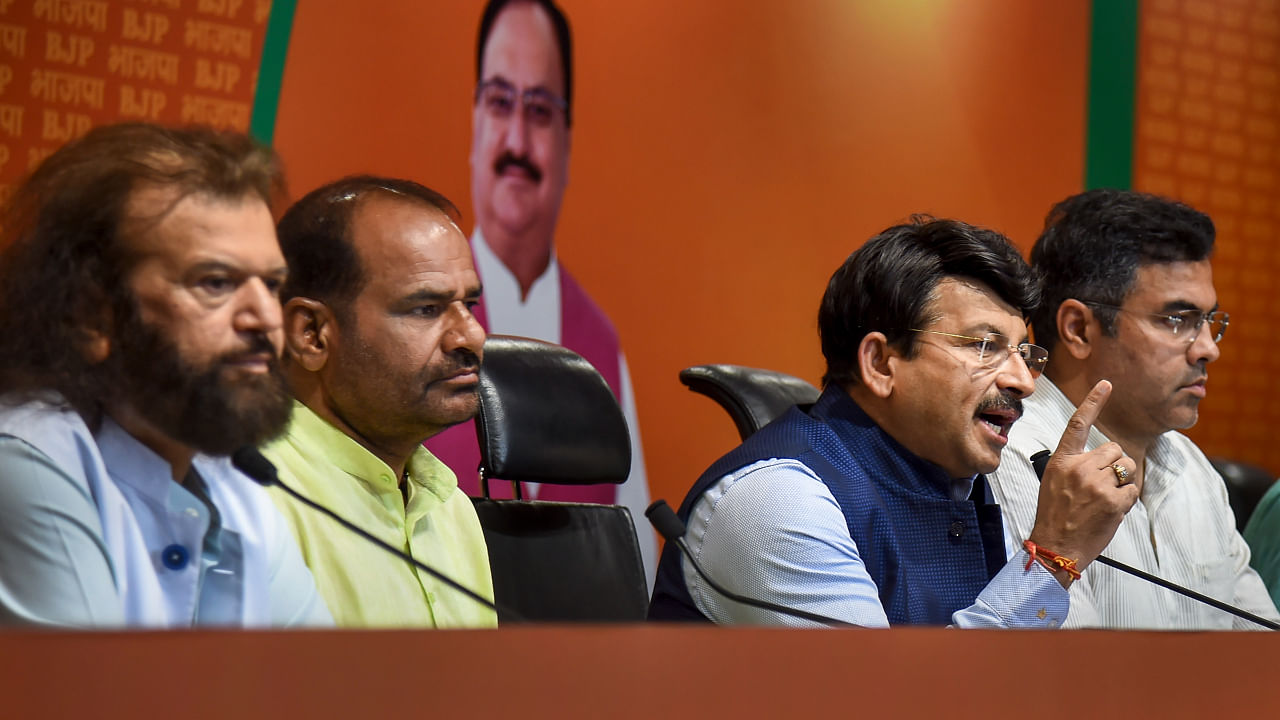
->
xmin=284 ymin=400 xmax=459 ymax=507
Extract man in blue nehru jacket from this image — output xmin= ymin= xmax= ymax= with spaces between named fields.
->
xmin=650 ymin=218 xmax=1139 ymax=627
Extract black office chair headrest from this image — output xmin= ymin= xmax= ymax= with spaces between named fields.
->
xmin=1210 ymin=457 xmax=1278 ymax=530
xmin=680 ymin=364 xmax=820 ymax=440
xmin=476 ymin=335 xmax=631 ymax=485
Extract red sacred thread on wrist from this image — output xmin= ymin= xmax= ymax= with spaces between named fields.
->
xmin=1022 ymin=540 xmax=1082 ymax=581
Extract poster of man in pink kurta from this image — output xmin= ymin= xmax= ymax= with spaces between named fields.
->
xmin=425 ymin=0 xmax=656 ymax=583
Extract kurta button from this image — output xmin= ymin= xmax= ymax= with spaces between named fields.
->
xmin=162 ymin=544 xmax=189 ymax=570
xmin=948 ymin=520 xmax=965 ymax=539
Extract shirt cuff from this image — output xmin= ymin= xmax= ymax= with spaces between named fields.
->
xmin=953 ymin=549 xmax=1070 ymax=628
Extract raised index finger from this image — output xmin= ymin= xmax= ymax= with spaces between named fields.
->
xmin=1054 ymin=379 xmax=1112 ymax=457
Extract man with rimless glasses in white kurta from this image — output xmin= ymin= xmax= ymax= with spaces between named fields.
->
xmin=987 ymin=189 xmax=1279 ymax=629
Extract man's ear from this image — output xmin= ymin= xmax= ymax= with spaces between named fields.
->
xmin=1056 ymin=299 xmax=1094 ymax=361
xmin=80 ymin=328 xmax=110 ymax=365
xmin=856 ymin=332 xmax=898 ymax=399
xmin=77 ymin=300 xmax=113 ymax=364
xmin=284 ymin=297 xmax=336 ymax=372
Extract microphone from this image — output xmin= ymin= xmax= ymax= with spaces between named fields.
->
xmin=1030 ymin=449 xmax=1051 ymax=483
xmin=646 ymin=500 xmax=854 ymax=627
xmin=231 ymin=446 xmax=511 ymax=620
xmin=1029 ymin=449 xmax=1278 ymax=630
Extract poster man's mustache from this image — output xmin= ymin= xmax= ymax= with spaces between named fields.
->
xmin=494 ymin=153 xmax=542 ymax=183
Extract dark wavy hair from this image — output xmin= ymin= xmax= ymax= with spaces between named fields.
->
xmin=277 ymin=175 xmax=460 ymax=314
xmin=476 ymin=0 xmax=573 ymax=126
xmin=0 ymin=122 xmax=282 ymax=418
xmin=819 ymin=216 xmax=1040 ymax=388
xmin=1030 ymin=188 xmax=1215 ymax=353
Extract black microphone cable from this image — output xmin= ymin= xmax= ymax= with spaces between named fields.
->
xmin=1030 ymin=449 xmax=1278 ymax=630
xmin=647 ymin=500 xmax=855 ymax=627
xmin=231 ymin=447 xmax=519 ymax=621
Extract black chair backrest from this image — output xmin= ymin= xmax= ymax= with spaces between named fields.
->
xmin=680 ymin=364 xmax=820 ymax=440
xmin=1210 ymin=457 xmax=1278 ymax=531
xmin=471 ymin=336 xmax=647 ymax=622
xmin=477 ymin=336 xmax=630 ymax=486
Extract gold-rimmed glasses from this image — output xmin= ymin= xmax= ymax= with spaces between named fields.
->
xmin=909 ymin=329 xmax=1049 ymax=377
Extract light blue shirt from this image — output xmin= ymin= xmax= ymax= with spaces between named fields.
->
xmin=0 ymin=397 xmax=331 ymax=628
xmin=683 ymin=458 xmax=1069 ymax=627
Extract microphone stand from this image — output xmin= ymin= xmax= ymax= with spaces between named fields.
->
xmin=1030 ymin=450 xmax=1278 ymax=630
xmin=232 ymin=447 xmax=513 ymax=620
xmin=647 ymin=500 xmax=855 ymax=627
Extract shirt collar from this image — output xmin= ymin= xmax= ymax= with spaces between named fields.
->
xmin=1029 ymin=376 xmax=1186 ymax=498
xmin=1024 ymin=376 xmax=1113 ymax=451
xmin=952 ymin=475 xmax=977 ymax=502
xmin=95 ymin=413 xmax=177 ymax=500
xmin=472 ymin=226 xmax=559 ymax=286
xmin=471 ymin=227 xmax=562 ymax=340
xmin=95 ymin=414 xmax=223 ymax=530
xmin=287 ymin=400 xmax=459 ymax=502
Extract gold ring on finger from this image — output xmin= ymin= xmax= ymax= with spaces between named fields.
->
xmin=1112 ymin=463 xmax=1130 ymax=484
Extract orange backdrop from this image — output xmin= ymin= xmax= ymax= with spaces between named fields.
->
xmin=1133 ymin=0 xmax=1280 ymax=472
xmin=273 ymin=0 xmax=1091 ymax=511
xmin=2 ymin=1 xmax=1275 ymax=561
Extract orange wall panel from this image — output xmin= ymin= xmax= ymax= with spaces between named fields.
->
xmin=1133 ymin=0 xmax=1280 ymax=473
xmin=0 ymin=0 xmax=272 ymax=205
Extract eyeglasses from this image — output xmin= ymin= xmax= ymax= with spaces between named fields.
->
xmin=475 ymin=78 xmax=568 ymax=128
xmin=909 ymin=329 xmax=1049 ymax=377
xmin=1081 ymin=301 xmax=1229 ymax=344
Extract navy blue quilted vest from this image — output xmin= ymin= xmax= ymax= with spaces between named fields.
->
xmin=649 ymin=385 xmax=1006 ymax=625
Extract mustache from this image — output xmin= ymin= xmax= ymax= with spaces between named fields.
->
xmin=494 ymin=152 xmax=542 ymax=183
xmin=975 ymin=391 xmax=1023 ymax=420
xmin=431 ymin=348 xmax=482 ymax=382
xmin=218 ymin=334 xmax=279 ymax=366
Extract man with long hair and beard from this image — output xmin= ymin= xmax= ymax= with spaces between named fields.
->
xmin=0 ymin=123 xmax=330 ymax=627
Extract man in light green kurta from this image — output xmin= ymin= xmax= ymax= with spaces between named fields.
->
xmin=263 ymin=401 xmax=495 ymax=627
xmin=262 ymin=176 xmax=496 ymax=628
